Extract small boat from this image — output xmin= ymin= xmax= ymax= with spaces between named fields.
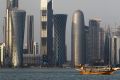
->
xmin=79 ymin=66 xmax=115 ymax=75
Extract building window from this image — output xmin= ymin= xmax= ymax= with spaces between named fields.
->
xmin=41 ymin=38 xmax=47 ymax=46
xmin=42 ymin=10 xmax=47 ymax=16
xmin=42 ymin=22 xmax=47 ymax=30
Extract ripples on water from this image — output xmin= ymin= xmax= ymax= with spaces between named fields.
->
xmin=0 ymin=68 xmax=120 ymax=80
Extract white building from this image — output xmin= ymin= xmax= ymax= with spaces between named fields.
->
xmin=0 ymin=43 xmax=5 ymax=66
xmin=23 ymin=54 xmax=41 ymax=66
xmin=33 ymin=42 xmax=39 ymax=55
xmin=111 ymin=36 xmax=120 ymax=65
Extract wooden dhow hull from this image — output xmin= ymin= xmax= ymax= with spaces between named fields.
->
xmin=80 ymin=70 xmax=114 ymax=75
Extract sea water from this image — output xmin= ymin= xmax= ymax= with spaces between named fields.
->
xmin=0 ymin=68 xmax=120 ymax=80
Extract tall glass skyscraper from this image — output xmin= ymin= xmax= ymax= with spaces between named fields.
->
xmin=5 ymin=0 xmax=19 ymax=67
xmin=11 ymin=9 xmax=26 ymax=67
xmin=27 ymin=15 xmax=34 ymax=54
xmin=5 ymin=0 xmax=26 ymax=67
xmin=40 ymin=0 xmax=53 ymax=66
xmin=47 ymin=0 xmax=54 ymax=66
xmin=104 ymin=27 xmax=111 ymax=65
xmin=53 ymin=14 xmax=67 ymax=66
xmin=88 ymin=19 xmax=100 ymax=64
xmin=71 ymin=10 xmax=86 ymax=67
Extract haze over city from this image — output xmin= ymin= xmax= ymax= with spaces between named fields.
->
xmin=0 ymin=0 xmax=120 ymax=60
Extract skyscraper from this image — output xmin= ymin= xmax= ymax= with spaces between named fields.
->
xmin=5 ymin=0 xmax=26 ymax=67
xmin=88 ymin=18 xmax=101 ymax=65
xmin=11 ymin=9 xmax=26 ymax=67
xmin=40 ymin=0 xmax=53 ymax=66
xmin=71 ymin=10 xmax=86 ymax=67
xmin=5 ymin=0 xmax=19 ymax=67
xmin=99 ymin=28 xmax=105 ymax=61
xmin=40 ymin=0 xmax=48 ymax=65
xmin=47 ymin=0 xmax=54 ymax=66
xmin=104 ymin=27 xmax=111 ymax=65
xmin=27 ymin=15 xmax=34 ymax=54
xmin=84 ymin=26 xmax=89 ymax=64
xmin=53 ymin=14 xmax=67 ymax=66
xmin=111 ymin=36 xmax=120 ymax=65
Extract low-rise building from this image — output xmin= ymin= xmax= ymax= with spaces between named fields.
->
xmin=0 ymin=43 xmax=5 ymax=67
xmin=23 ymin=54 xmax=41 ymax=67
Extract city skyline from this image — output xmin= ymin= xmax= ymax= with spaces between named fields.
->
xmin=1 ymin=1 xmax=120 ymax=80
xmin=0 ymin=0 xmax=120 ymax=60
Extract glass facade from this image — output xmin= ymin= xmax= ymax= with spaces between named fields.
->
xmin=11 ymin=9 xmax=26 ymax=67
xmin=27 ymin=15 xmax=34 ymax=54
xmin=88 ymin=19 xmax=100 ymax=64
xmin=53 ymin=14 xmax=67 ymax=66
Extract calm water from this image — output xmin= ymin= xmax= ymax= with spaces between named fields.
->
xmin=0 ymin=68 xmax=120 ymax=80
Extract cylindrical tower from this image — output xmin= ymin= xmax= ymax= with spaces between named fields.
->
xmin=11 ymin=9 xmax=26 ymax=67
xmin=71 ymin=10 xmax=85 ymax=67
xmin=53 ymin=14 xmax=67 ymax=66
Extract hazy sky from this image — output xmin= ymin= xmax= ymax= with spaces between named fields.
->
xmin=0 ymin=0 xmax=120 ymax=60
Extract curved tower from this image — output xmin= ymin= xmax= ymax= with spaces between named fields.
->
xmin=11 ymin=9 xmax=26 ymax=67
xmin=5 ymin=0 xmax=19 ymax=67
xmin=53 ymin=14 xmax=67 ymax=66
xmin=71 ymin=10 xmax=85 ymax=67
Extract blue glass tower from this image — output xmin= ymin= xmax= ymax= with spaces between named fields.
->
xmin=53 ymin=14 xmax=67 ymax=66
xmin=11 ymin=9 xmax=26 ymax=67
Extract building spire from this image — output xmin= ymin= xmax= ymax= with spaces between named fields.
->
xmin=106 ymin=25 xmax=111 ymax=37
